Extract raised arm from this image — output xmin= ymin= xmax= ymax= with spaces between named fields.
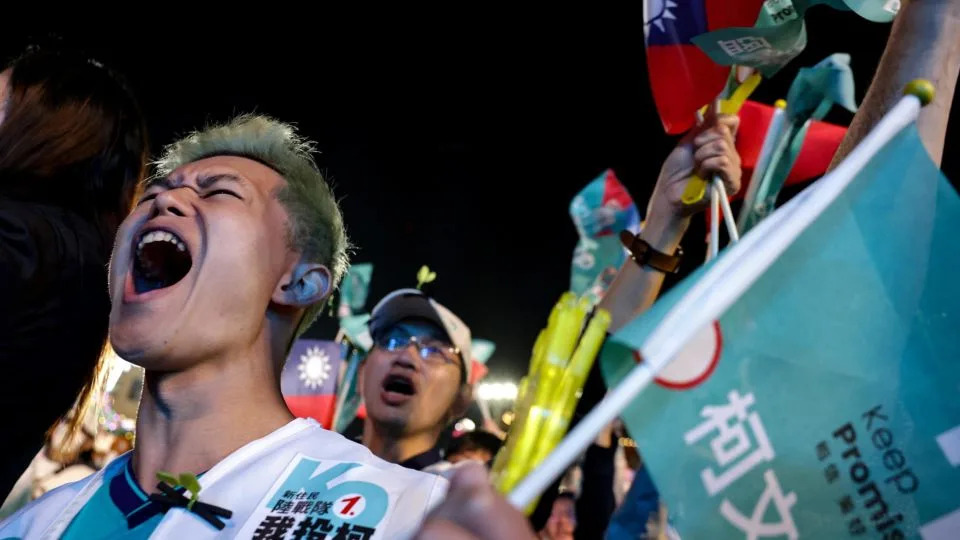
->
xmin=600 ymin=109 xmax=742 ymax=332
xmin=830 ymin=0 xmax=960 ymax=168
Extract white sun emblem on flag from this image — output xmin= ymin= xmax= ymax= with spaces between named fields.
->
xmin=298 ymin=346 xmax=332 ymax=390
xmin=645 ymin=0 xmax=678 ymax=33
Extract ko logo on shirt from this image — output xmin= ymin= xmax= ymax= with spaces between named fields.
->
xmin=266 ymin=459 xmax=389 ymax=529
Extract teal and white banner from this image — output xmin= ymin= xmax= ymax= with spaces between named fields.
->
xmin=602 ymin=121 xmax=960 ymax=537
xmin=569 ymin=169 xmax=639 ymax=303
xmin=338 ymin=263 xmax=374 ymax=318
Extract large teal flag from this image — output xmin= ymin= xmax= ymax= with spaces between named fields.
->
xmin=601 ymin=124 xmax=960 ymax=538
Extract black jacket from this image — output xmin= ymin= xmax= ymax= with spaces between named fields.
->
xmin=0 ymin=196 xmax=111 ymax=496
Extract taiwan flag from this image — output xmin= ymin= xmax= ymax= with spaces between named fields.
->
xmin=282 ymin=340 xmax=344 ymax=429
xmin=644 ymin=0 xmax=763 ymax=134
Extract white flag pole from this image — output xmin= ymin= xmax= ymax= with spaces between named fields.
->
xmin=715 ymin=180 xmax=740 ymax=243
xmin=738 ymin=101 xmax=788 ymax=232
xmin=707 ymin=182 xmax=720 ymax=261
xmin=697 ymin=106 xmax=738 ymax=261
xmin=508 ymin=93 xmax=923 ymax=509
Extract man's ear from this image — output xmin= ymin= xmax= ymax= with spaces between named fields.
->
xmin=273 ymin=263 xmax=332 ymax=308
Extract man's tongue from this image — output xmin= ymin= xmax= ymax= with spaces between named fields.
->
xmin=133 ymin=241 xmax=192 ymax=294
xmin=382 ymin=375 xmax=415 ymax=404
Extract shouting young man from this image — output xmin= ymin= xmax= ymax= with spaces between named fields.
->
xmin=0 ymin=116 xmax=446 ymax=539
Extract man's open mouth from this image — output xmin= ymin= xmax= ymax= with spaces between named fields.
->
xmin=382 ymin=374 xmax=417 ymax=396
xmin=132 ymin=229 xmax=193 ymax=294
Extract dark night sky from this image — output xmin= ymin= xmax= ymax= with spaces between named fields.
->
xmin=4 ymin=12 xmax=958 ymax=382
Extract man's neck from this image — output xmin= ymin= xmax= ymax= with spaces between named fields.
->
xmin=362 ymin=421 xmax=441 ymax=466
xmin=131 ymin=346 xmax=294 ymax=491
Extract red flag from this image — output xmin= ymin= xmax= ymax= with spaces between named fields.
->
xmin=735 ymin=100 xmax=847 ymax=197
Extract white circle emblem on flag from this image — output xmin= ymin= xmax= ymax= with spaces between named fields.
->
xmin=634 ymin=321 xmax=723 ymax=390
xmin=298 ymin=345 xmax=333 ymax=390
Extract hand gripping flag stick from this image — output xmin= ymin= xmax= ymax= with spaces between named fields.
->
xmin=682 ymin=73 xmax=760 ymax=259
xmin=507 ymin=81 xmax=933 ymax=510
xmin=697 ymin=106 xmax=741 ymax=261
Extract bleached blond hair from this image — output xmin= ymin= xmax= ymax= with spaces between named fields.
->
xmin=154 ymin=115 xmax=349 ymax=336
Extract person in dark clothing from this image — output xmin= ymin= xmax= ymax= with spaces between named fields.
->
xmin=0 ymin=48 xmax=148 ymax=496
xmin=574 ymin=431 xmax=618 ymax=539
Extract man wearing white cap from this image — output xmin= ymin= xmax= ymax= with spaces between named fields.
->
xmin=359 ymin=289 xmax=474 ymax=471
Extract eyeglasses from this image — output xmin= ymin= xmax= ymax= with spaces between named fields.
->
xmin=374 ymin=333 xmax=462 ymax=368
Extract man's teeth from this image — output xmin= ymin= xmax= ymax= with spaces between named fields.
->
xmin=137 ymin=231 xmax=186 ymax=252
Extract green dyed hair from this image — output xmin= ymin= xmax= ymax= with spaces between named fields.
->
xmin=154 ymin=114 xmax=350 ymax=336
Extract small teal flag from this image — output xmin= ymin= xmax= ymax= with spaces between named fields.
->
xmin=740 ymin=53 xmax=858 ymax=233
xmin=337 ymin=263 xmax=373 ymax=318
xmin=471 ymin=339 xmax=496 ymax=364
xmin=693 ymin=0 xmax=899 ymax=77
xmin=332 ymin=347 xmax=364 ymax=433
xmin=339 ymin=313 xmax=372 ymax=352
xmin=570 ymin=169 xmax=639 ymax=303
xmin=602 ymin=125 xmax=960 ymax=538
xmin=693 ymin=20 xmax=807 ymax=77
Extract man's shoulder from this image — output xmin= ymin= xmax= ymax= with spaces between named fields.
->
xmin=227 ymin=419 xmax=445 ymax=495
xmin=290 ymin=422 xmax=444 ymax=487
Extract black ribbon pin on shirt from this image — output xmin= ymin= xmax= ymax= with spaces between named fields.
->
xmin=149 ymin=482 xmax=233 ymax=530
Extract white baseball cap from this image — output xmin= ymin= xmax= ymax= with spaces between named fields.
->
xmin=369 ymin=288 xmax=472 ymax=381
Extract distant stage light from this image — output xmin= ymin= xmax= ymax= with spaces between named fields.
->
xmin=455 ymin=418 xmax=477 ymax=432
xmin=476 ymin=381 xmax=519 ymax=401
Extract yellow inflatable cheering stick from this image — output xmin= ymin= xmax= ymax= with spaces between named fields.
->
xmin=491 ymin=292 xmax=611 ymax=513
